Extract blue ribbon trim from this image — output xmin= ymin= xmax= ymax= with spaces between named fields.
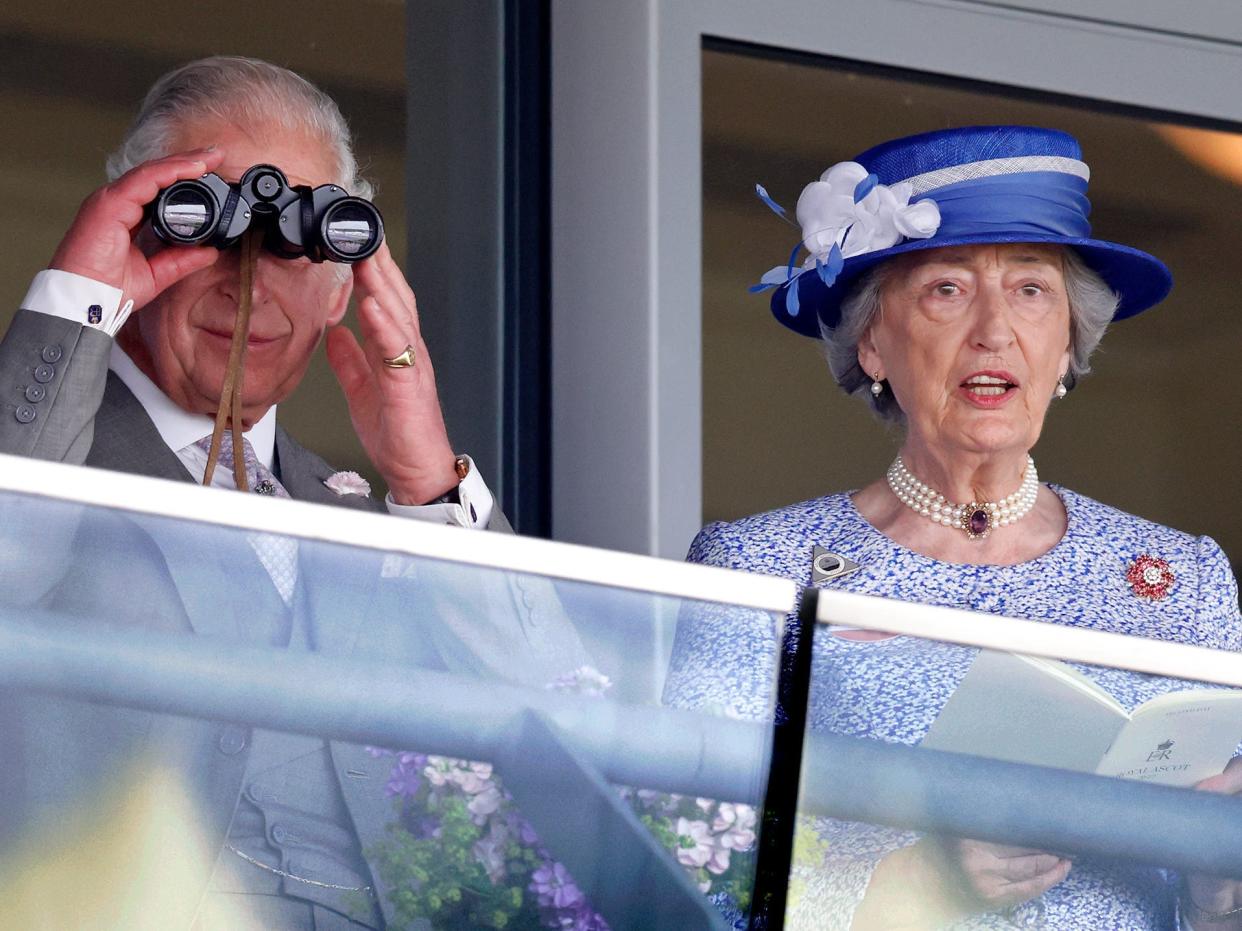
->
xmin=918 ymin=172 xmax=1091 ymax=240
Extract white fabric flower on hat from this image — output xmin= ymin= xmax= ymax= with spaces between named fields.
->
xmin=795 ymin=161 xmax=941 ymax=265
xmin=795 ymin=162 xmax=868 ymax=261
xmin=894 ymin=197 xmax=940 ymax=239
xmin=752 ymin=162 xmax=944 ymax=318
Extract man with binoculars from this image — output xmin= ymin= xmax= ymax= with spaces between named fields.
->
xmin=0 ymin=55 xmax=498 ymax=530
xmin=0 ymin=57 xmax=592 ymax=929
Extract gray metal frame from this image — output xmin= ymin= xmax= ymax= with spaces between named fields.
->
xmin=406 ymin=2 xmax=505 ymax=499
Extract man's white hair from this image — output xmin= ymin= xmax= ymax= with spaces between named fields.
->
xmin=105 ymin=55 xmax=373 ymax=199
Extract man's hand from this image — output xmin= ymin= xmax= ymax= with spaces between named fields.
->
xmin=325 ymin=242 xmax=459 ymax=506
xmin=50 ymin=148 xmax=225 ymax=309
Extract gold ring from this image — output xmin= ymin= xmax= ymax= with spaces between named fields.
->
xmin=382 ymin=345 xmax=417 ymax=368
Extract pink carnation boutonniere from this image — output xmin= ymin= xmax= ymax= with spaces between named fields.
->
xmin=324 ymin=470 xmax=371 ymax=497
xmin=1126 ymin=555 xmax=1175 ymax=600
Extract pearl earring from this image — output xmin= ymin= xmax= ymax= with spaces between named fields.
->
xmin=871 ymin=373 xmax=884 ymax=397
xmin=1055 ymin=375 xmax=1068 ymax=399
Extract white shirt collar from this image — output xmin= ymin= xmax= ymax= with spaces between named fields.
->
xmin=108 ymin=342 xmax=277 ymax=469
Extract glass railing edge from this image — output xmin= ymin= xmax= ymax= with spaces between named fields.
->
xmin=813 ymin=587 xmax=1242 ymax=688
xmin=0 ymin=451 xmax=796 ymax=614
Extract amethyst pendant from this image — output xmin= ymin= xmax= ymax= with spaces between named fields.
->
xmin=964 ymin=505 xmax=992 ymax=540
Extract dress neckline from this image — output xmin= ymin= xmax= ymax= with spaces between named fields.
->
xmin=840 ymin=483 xmax=1077 ymax=572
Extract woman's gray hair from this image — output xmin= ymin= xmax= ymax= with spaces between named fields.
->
xmin=823 ymin=246 xmax=1119 ymax=423
xmin=105 ymin=56 xmax=373 ymax=199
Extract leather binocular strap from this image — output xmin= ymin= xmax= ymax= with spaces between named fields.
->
xmin=202 ymin=229 xmax=260 ymax=491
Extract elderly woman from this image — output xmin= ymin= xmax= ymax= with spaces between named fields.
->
xmin=665 ymin=126 xmax=1242 ymax=929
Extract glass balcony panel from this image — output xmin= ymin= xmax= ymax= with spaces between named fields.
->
xmin=0 ymin=456 xmax=791 ymax=931
xmin=787 ymin=588 xmax=1242 ymax=930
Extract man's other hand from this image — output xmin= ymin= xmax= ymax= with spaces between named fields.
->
xmin=325 ymin=242 xmax=459 ymax=506
xmin=49 ymin=148 xmax=225 ymax=310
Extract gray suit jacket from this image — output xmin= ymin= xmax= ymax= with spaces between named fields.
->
xmin=0 ymin=307 xmax=583 ymax=927
xmin=0 ymin=307 xmax=511 ymax=531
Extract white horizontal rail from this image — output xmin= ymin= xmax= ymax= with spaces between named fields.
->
xmin=0 ymin=452 xmax=794 ymax=614
xmin=816 ymin=588 xmax=1242 ymax=687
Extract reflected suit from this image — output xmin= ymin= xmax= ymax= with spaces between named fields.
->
xmin=0 ymin=307 xmax=589 ymax=928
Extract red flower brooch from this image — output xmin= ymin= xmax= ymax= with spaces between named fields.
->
xmin=1126 ymin=555 xmax=1175 ymax=600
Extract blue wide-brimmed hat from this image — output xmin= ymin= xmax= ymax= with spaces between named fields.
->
xmin=753 ymin=125 xmax=1172 ymax=337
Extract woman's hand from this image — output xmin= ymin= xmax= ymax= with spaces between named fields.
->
xmin=1183 ymin=758 xmax=1242 ymax=929
xmin=853 ymin=836 xmax=1069 ymax=930
xmin=940 ymin=837 xmax=1071 ymax=910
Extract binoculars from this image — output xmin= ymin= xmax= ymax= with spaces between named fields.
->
xmin=149 ymin=164 xmax=383 ymax=263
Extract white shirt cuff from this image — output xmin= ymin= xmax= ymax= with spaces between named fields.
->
xmin=21 ymin=269 xmax=134 ymax=336
xmin=384 ymin=455 xmax=495 ymax=529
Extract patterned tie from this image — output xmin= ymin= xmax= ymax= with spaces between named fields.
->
xmin=194 ymin=433 xmax=298 ymax=606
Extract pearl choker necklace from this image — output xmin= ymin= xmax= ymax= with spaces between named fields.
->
xmin=886 ymin=455 xmax=1039 ymax=540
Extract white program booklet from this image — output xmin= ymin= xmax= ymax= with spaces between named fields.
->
xmin=921 ymin=649 xmax=1242 ymax=787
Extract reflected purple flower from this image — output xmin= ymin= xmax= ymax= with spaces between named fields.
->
xmin=531 ymin=861 xmax=585 ymax=910
xmin=503 ymin=811 xmax=540 ymax=846
xmin=370 ymin=666 xmax=750 ymax=929
xmin=384 ymin=751 xmax=428 ymax=798
xmin=553 ymin=902 xmax=612 ymax=931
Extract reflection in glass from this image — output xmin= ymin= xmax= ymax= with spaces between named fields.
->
xmin=788 ymin=606 xmax=1242 ymax=930
xmin=0 ymin=485 xmax=783 ymax=929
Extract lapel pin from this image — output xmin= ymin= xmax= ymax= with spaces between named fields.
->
xmin=812 ymin=545 xmax=861 ymax=583
xmin=324 ymin=470 xmax=371 ymax=497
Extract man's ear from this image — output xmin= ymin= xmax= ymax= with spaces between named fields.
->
xmin=326 ymin=274 xmax=354 ymax=327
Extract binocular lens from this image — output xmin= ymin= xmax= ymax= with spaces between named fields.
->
xmin=150 ymin=166 xmax=383 ymax=262
xmin=322 ymin=201 xmax=382 ymax=260
xmin=159 ymin=183 xmax=216 ymax=241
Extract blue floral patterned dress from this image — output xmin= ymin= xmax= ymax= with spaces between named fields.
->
xmin=664 ymin=486 xmax=1241 ymax=930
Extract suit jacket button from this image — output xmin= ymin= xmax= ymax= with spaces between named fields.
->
xmin=32 ymin=364 xmax=55 ymax=384
xmin=41 ymin=345 xmax=64 ymax=364
xmin=14 ymin=405 xmax=36 ymax=424
xmin=218 ymin=727 xmax=248 ymax=755
xmin=23 ymin=384 xmax=46 ymax=403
